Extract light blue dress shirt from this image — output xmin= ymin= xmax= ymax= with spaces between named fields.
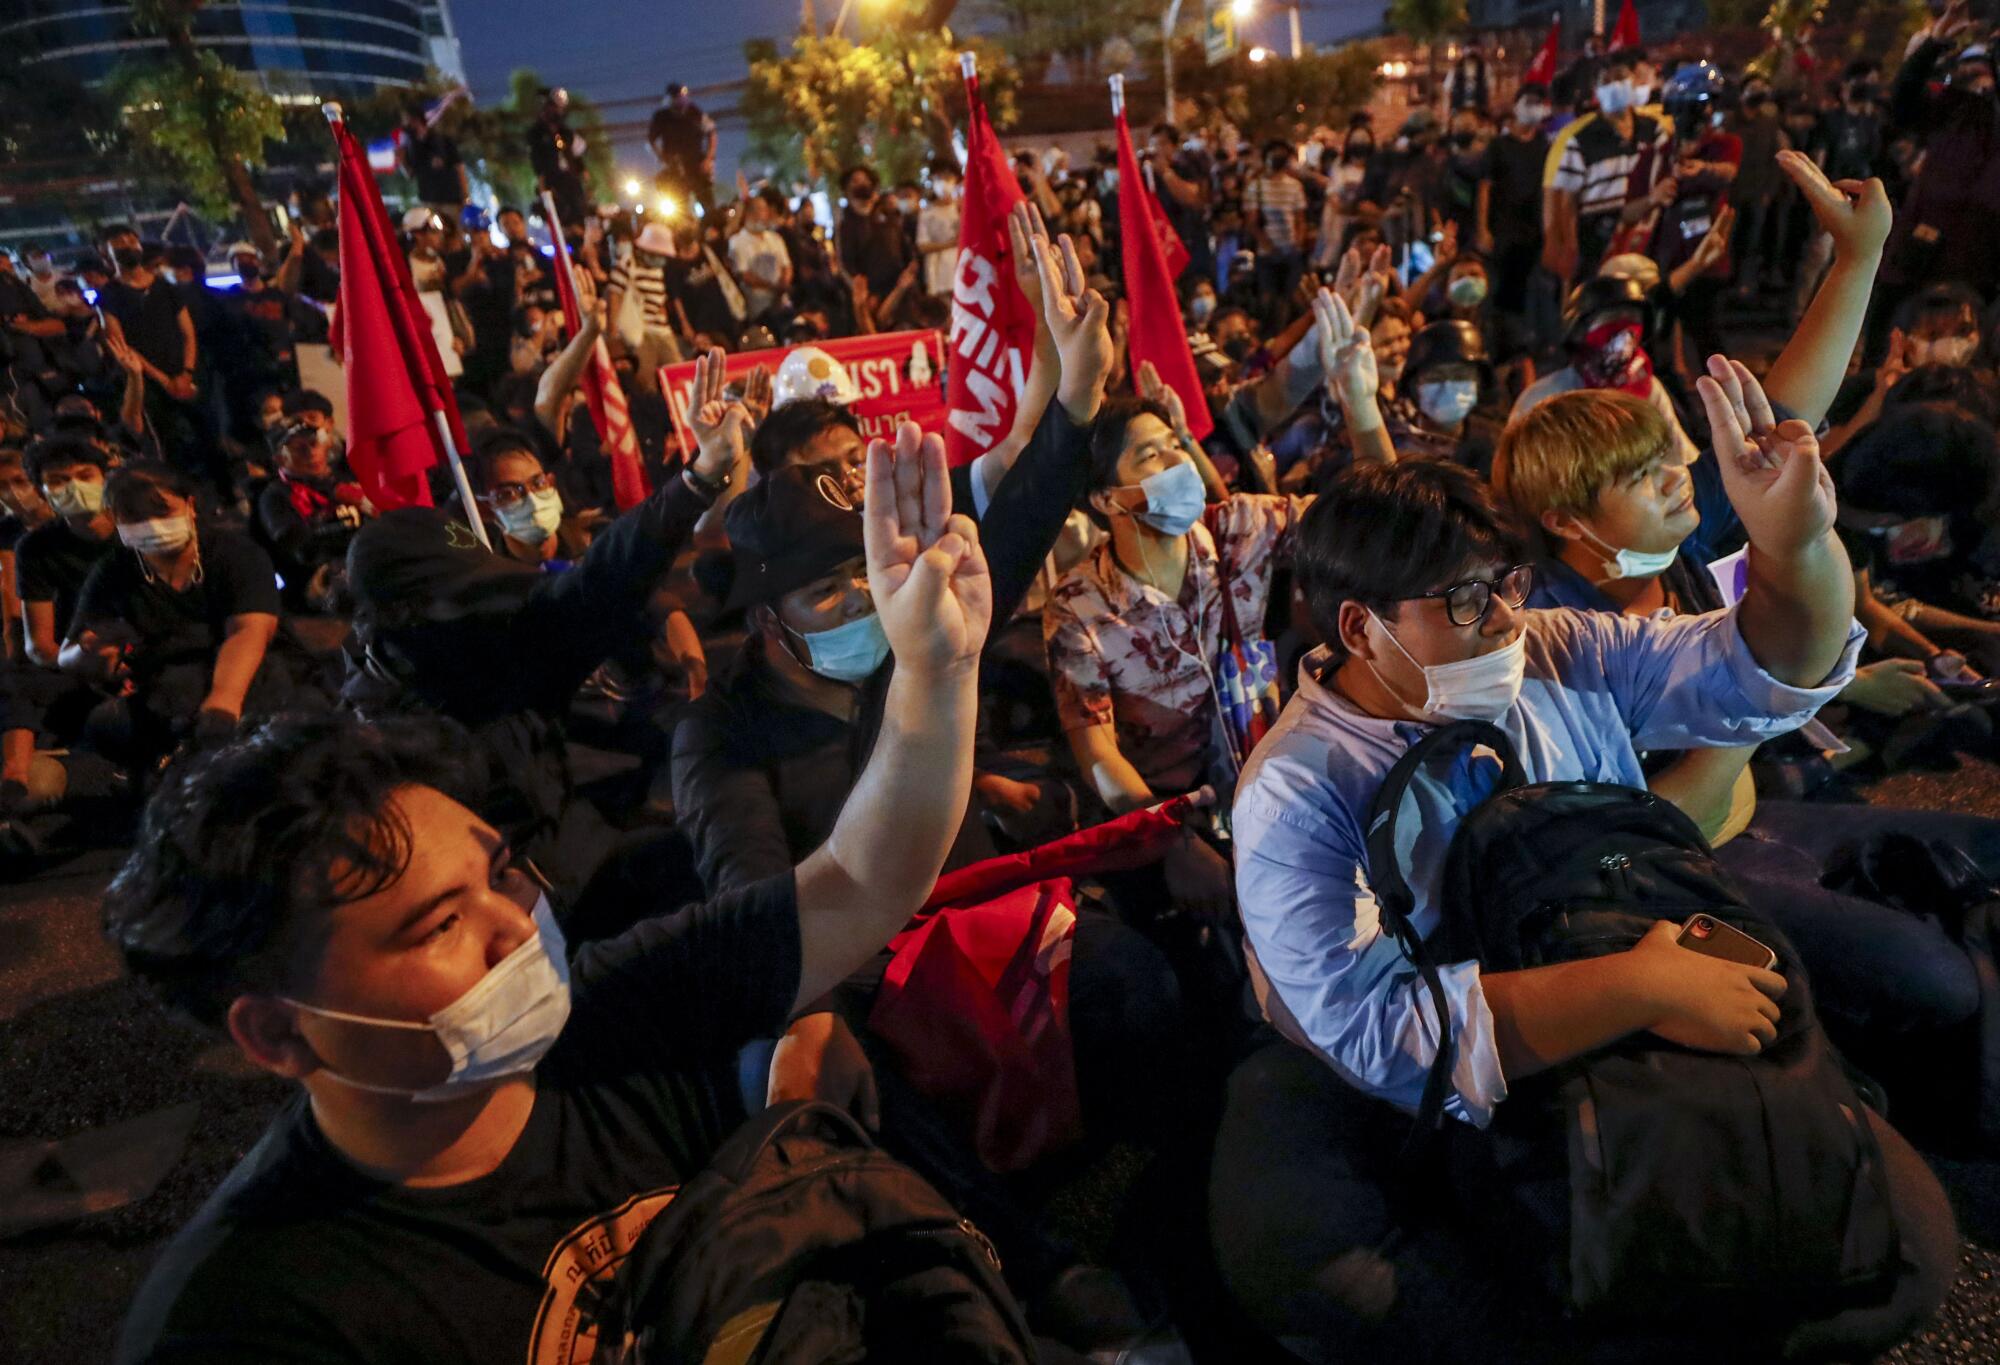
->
xmin=1232 ymin=603 xmax=1864 ymax=1128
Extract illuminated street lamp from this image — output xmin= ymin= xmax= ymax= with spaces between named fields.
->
xmin=1248 ymin=45 xmax=1271 ymax=62
xmin=622 ymin=177 xmax=642 ymax=198
xmin=655 ymin=194 xmax=678 ymax=218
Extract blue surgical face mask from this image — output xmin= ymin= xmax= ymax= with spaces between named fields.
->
xmin=284 ymin=893 xmax=572 ymax=1103
xmin=1417 ymin=379 xmax=1479 ymax=427
xmin=1190 ymin=292 xmax=1217 ymax=325
xmin=1130 ymin=458 xmax=1207 ymax=537
xmin=1595 ymin=79 xmax=1634 ymax=115
xmin=791 ymin=609 xmax=890 ymax=684
xmin=1578 ymin=523 xmax=1681 ymax=579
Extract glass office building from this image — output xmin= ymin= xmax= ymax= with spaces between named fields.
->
xmin=0 ymin=1 xmax=463 ymax=101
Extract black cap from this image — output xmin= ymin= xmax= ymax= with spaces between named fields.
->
xmin=707 ymin=463 xmax=865 ymax=612
xmin=347 ymin=508 xmax=539 ymax=620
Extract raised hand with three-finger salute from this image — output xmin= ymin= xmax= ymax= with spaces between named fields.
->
xmin=1695 ymin=354 xmax=1856 ymax=689
xmin=1023 ymin=220 xmax=1113 ymax=424
xmin=863 ymin=419 xmax=993 ymax=682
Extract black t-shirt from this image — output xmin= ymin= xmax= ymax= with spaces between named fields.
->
xmin=649 ymin=104 xmax=711 ymax=171
xmin=663 ymin=253 xmax=737 ymax=342
xmin=404 ymin=128 xmax=464 ymax=205
xmin=15 ymin=519 xmax=115 ymax=640
xmin=116 ymin=873 xmax=802 ymax=1365
xmin=1487 ymin=133 xmax=1549 ymax=246
xmin=221 ymin=283 xmax=296 ymax=377
xmin=100 ymin=277 xmax=191 ymax=378
xmin=0 ymin=514 xmax=30 ymax=554
xmin=836 ymin=200 xmax=912 ymax=298
xmin=72 ymin=527 xmax=279 ymax=679
xmin=1835 ymin=513 xmax=2000 ymax=622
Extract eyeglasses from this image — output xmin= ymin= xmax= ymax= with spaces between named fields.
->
xmin=484 ymin=471 xmax=556 ymax=509
xmin=1405 ymin=563 xmax=1535 ymax=627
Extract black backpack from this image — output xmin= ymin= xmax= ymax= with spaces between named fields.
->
xmin=596 ymin=1101 xmax=1040 ymax=1365
xmin=1365 ymin=721 xmax=1903 ymax=1326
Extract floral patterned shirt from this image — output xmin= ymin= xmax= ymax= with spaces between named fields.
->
xmin=1042 ymin=492 xmax=1309 ymax=796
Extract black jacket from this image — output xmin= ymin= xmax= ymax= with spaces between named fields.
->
xmin=673 ymin=400 xmax=1092 ymax=895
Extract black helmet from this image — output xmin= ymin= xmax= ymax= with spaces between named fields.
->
xmin=1562 ymin=274 xmax=1649 ymax=346
xmin=1661 ymin=60 xmax=1732 ymax=140
xmin=1403 ymin=319 xmax=1490 ymax=384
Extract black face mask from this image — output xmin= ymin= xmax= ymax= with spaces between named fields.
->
xmin=1266 ymin=154 xmax=1287 ymax=172
xmin=848 ymin=183 xmax=874 ymax=204
xmin=237 ymin=263 xmax=262 ymax=283
xmin=1346 ymin=142 xmax=1373 ymax=161
xmin=113 ymin=247 xmax=143 ymax=272
xmin=1451 ymin=131 xmax=1479 ymax=150
xmin=1222 ymin=335 xmax=1255 ymax=363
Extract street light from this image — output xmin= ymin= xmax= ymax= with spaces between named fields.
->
xmin=1248 ymin=45 xmax=1271 ymax=62
xmin=655 ymin=194 xmax=678 ymax=219
xmin=622 ymin=177 xmax=642 ymax=198
xmin=1231 ymin=0 xmax=1253 ymax=16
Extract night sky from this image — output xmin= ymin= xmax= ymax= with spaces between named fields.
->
xmin=453 ymin=0 xmax=1386 ymax=177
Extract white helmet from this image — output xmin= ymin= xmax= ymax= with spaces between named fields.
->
xmin=773 ymin=346 xmax=860 ymax=408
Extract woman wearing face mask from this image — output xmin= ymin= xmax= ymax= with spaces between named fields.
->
xmin=1044 ymin=400 xmax=1307 ymax=834
xmin=471 ymin=437 xmax=578 ymax=568
xmin=60 ymin=464 xmax=287 ymax=772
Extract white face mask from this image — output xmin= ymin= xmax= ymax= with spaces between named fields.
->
xmin=497 ymin=487 xmax=563 ymax=544
xmin=1417 ymin=379 xmax=1479 ymax=427
xmin=791 ymin=609 xmax=889 ymax=684
xmin=1446 ymin=276 xmax=1489 ymax=308
xmin=1595 ymin=79 xmax=1635 ymax=116
xmin=1516 ymin=102 xmax=1549 ymax=127
xmin=284 ymin=893 xmax=572 ymax=1103
xmin=1131 ymin=458 xmax=1207 ymax=537
xmin=48 ymin=479 xmax=104 ymax=518
xmin=118 ymin=514 xmax=193 ymax=556
xmin=1910 ymin=334 xmax=1979 ymax=367
xmin=1366 ymin=611 xmax=1527 ymax=723
xmin=1578 ymin=522 xmax=1681 ymax=579
xmin=1190 ymin=293 xmax=1217 ymax=325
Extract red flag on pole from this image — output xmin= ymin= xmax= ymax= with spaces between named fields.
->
xmin=1611 ymin=0 xmax=1641 ymax=50
xmin=945 ymin=54 xmax=1036 ymax=468
xmin=542 ymin=195 xmax=651 ymax=511
xmin=1112 ymin=80 xmax=1212 ymax=440
xmin=1524 ymin=16 xmax=1561 ymax=87
xmin=325 ymin=106 xmax=481 ymax=531
xmin=1142 ymin=164 xmax=1192 ymax=280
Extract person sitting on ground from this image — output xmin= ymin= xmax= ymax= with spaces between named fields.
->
xmin=61 ymin=464 xmax=287 ymax=769
xmin=15 ymin=435 xmax=120 ymax=672
xmin=106 ymin=421 xmax=999 ymax=1364
xmin=254 ymin=418 xmax=373 ymax=614
xmin=1494 ymin=385 xmax=1993 ymax=1079
xmin=1213 ymin=385 xmax=1954 ymax=1356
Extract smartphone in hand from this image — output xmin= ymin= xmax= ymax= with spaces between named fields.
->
xmin=1678 ymin=914 xmax=1778 ymax=971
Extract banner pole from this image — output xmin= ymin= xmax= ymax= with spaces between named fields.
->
xmin=433 ymin=410 xmax=491 ymax=550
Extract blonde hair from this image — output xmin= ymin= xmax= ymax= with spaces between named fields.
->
xmin=1492 ymin=389 xmax=1672 ymax=522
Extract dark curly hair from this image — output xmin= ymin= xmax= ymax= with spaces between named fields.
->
xmin=103 ymin=712 xmax=488 ymax=1029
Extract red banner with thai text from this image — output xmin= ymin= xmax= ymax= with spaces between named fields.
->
xmin=662 ymin=329 xmax=949 ymax=457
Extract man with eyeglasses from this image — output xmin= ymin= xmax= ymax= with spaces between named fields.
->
xmin=1210 ymin=355 xmax=1897 ymax=1356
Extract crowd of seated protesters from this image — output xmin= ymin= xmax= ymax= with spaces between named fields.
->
xmin=8 ymin=29 xmax=2000 ymax=1362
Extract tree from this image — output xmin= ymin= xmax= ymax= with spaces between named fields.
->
xmin=1179 ymin=42 xmax=1383 ymax=136
xmin=744 ymin=29 xmax=1019 ymax=187
xmin=1386 ymin=0 xmax=1468 ymax=97
xmin=114 ymin=0 xmax=285 ymax=256
xmin=979 ymin=0 xmax=1161 ymax=81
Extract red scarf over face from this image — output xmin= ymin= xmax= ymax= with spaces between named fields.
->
xmin=1576 ymin=320 xmax=1653 ymax=396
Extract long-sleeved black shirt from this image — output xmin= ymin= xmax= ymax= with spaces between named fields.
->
xmin=672 ymin=400 xmax=1092 ymax=896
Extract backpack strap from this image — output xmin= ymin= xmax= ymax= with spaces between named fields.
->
xmin=1362 ymin=720 xmax=1524 ymax=1146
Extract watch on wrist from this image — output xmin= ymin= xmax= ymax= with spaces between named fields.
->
xmin=682 ymin=461 xmax=732 ymax=500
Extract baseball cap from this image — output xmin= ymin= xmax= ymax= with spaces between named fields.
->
xmin=702 ymin=463 xmax=867 ymax=611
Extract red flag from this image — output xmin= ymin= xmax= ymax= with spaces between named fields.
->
xmin=945 ymin=59 xmax=1036 ymax=467
xmin=543 ymin=198 xmax=651 ymax=511
xmin=1115 ymin=107 xmax=1212 ymax=440
xmin=326 ymin=111 xmax=468 ymax=512
xmin=1143 ymin=165 xmax=1192 ymax=280
xmin=1610 ymin=0 xmax=1640 ymax=51
xmin=1524 ymin=16 xmax=1561 ymax=88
